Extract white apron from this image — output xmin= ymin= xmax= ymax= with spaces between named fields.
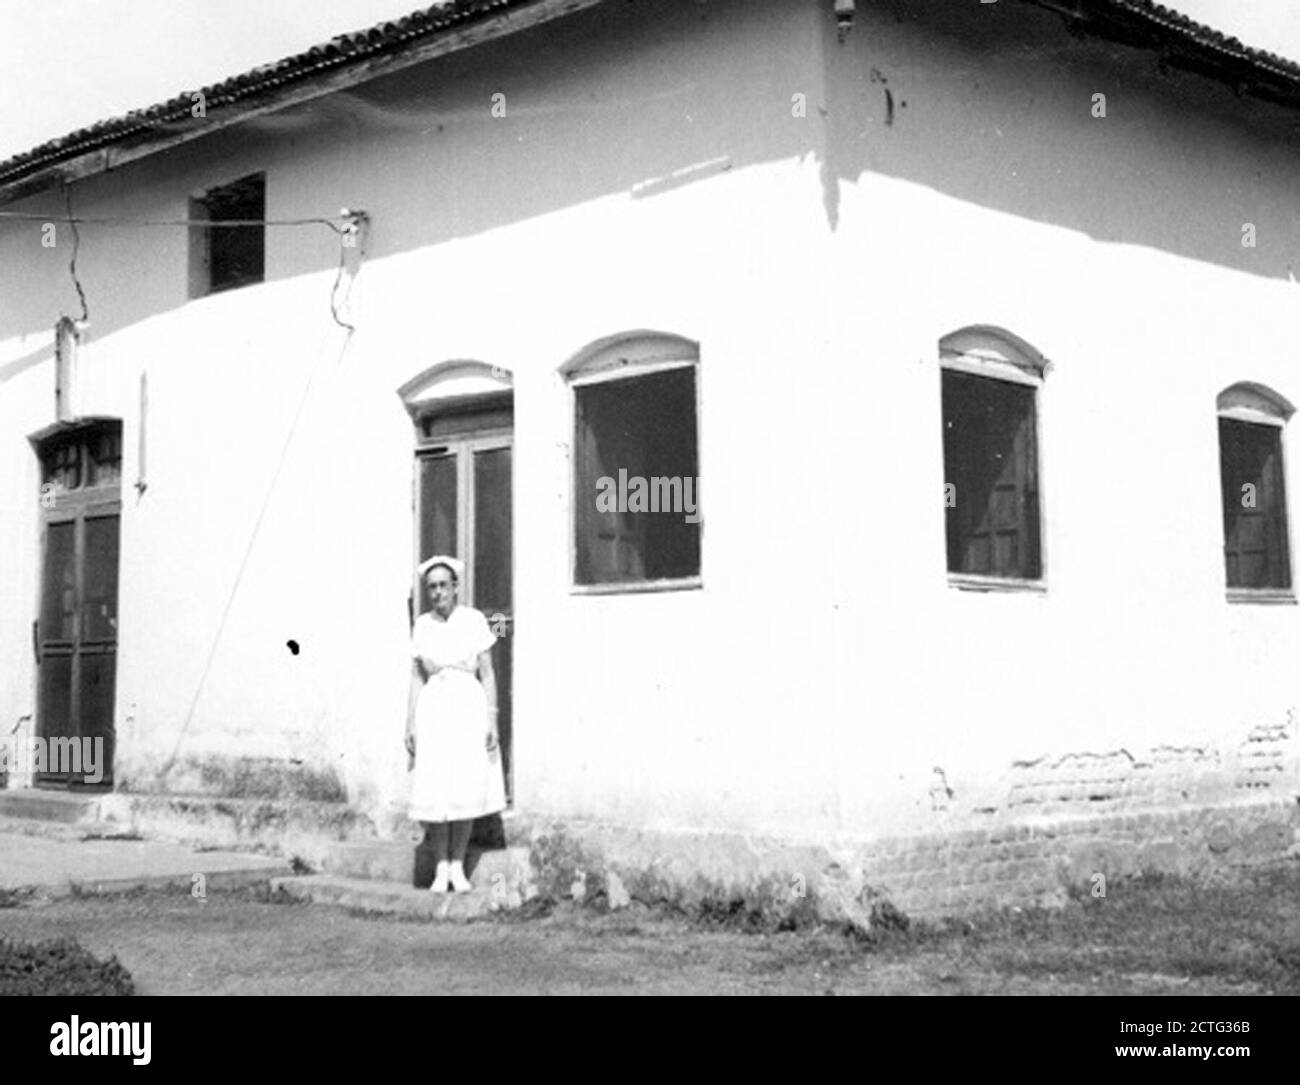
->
xmin=408 ymin=606 xmax=505 ymax=822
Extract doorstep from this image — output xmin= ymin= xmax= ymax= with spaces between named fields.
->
xmin=321 ymin=840 xmax=532 ymax=888
xmin=0 ymin=788 xmax=105 ymax=825
xmin=270 ymin=875 xmax=515 ymax=921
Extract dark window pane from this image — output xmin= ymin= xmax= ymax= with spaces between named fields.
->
xmin=574 ymin=367 xmax=700 ymax=585
xmin=1220 ymin=418 xmax=1291 ymax=590
xmin=82 ymin=515 xmax=120 ymax=642
xmin=84 ymin=425 xmax=122 ymax=488
xmin=37 ymin=654 xmax=74 ymax=758
xmin=78 ymin=652 xmax=116 ymax=785
xmin=43 ymin=441 xmax=81 ymax=492
xmin=41 ymin=521 xmax=77 ymax=640
xmin=473 ymin=447 xmax=512 ymax=614
xmin=418 ymin=452 xmax=458 ymax=609
xmin=942 ymin=369 xmax=1041 ymax=580
xmin=204 ymin=173 xmax=265 ymax=294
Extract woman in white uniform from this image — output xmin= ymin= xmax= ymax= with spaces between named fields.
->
xmin=405 ymin=555 xmax=505 ymax=893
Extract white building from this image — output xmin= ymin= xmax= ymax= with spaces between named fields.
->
xmin=2 ymin=0 xmax=1297 ymax=911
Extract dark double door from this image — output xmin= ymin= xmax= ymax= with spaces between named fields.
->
xmin=34 ymin=422 xmax=122 ymax=789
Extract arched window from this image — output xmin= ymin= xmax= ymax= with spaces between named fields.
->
xmin=1217 ymin=382 xmax=1294 ymax=599
xmin=939 ymin=327 xmax=1050 ymax=588
xmin=561 ymin=333 xmax=701 ymax=590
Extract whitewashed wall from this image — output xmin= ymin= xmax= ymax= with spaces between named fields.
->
xmin=1 ymin=0 xmax=1297 ymax=845
xmin=824 ymin=0 xmax=1300 ymax=837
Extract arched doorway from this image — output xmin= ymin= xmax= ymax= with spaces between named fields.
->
xmin=399 ymin=362 xmax=515 ymax=809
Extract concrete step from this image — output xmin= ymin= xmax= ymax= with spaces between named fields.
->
xmin=323 ymin=840 xmax=533 ymax=890
xmin=270 ymin=874 xmax=518 ymax=921
xmin=66 ymin=861 xmax=296 ymax=899
xmin=0 ymin=788 xmax=103 ymax=824
xmin=0 ymin=814 xmax=130 ymax=842
xmin=0 ymin=830 xmax=295 ymax=898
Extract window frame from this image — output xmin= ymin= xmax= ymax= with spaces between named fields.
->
xmin=939 ymin=327 xmax=1050 ymax=595
xmin=30 ymin=417 xmax=124 ymax=501
xmin=563 ymin=335 xmax=703 ymax=595
xmin=188 ymin=172 xmax=266 ymax=299
xmin=1216 ymin=383 xmax=1296 ymax=605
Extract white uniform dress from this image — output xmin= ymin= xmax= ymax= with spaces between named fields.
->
xmin=408 ymin=605 xmax=506 ymax=822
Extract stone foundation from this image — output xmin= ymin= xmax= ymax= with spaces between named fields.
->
xmin=27 ymin=712 xmax=1297 ymax=926
xmin=505 ymin=794 xmax=1300 ymax=928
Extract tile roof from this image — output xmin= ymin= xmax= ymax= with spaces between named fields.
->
xmin=0 ymin=0 xmax=554 ymax=197
xmin=1038 ymin=0 xmax=1300 ymax=95
xmin=3 ymin=0 xmax=1300 ymax=199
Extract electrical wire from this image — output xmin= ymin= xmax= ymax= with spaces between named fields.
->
xmin=6 ymin=204 xmax=365 ymax=330
xmin=329 ymin=236 xmax=357 ymax=333
xmin=63 ymin=187 xmax=89 ymax=323
xmin=10 ymin=197 xmax=366 ymax=779
xmin=0 ymin=210 xmax=347 ymax=232
xmin=154 ymin=322 xmax=357 ymax=785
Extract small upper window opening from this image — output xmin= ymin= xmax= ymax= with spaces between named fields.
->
xmin=190 ymin=173 xmax=265 ymax=297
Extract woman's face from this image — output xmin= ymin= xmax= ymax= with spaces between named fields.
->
xmin=425 ymin=567 xmax=458 ymax=615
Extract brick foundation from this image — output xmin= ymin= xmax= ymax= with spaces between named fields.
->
xmin=854 ymin=797 xmax=1300 ymax=919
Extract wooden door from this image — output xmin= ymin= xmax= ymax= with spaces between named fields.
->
xmin=34 ymin=422 xmax=122 ymax=789
xmin=414 ymin=398 xmax=514 ymax=806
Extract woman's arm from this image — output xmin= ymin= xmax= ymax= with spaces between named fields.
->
xmin=478 ymin=650 xmax=498 ymax=751
xmin=406 ymin=659 xmax=425 ymax=757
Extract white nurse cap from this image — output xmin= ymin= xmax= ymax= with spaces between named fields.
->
xmin=418 ymin=554 xmax=464 ymax=581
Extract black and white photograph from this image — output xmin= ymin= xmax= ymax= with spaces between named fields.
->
xmin=0 ymin=0 xmax=1296 ymax=1048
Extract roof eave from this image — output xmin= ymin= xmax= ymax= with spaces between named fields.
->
xmin=1026 ymin=0 xmax=1300 ymax=112
xmin=0 ymin=0 xmax=605 ymax=206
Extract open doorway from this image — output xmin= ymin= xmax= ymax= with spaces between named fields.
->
xmin=410 ymin=389 xmax=514 ymax=812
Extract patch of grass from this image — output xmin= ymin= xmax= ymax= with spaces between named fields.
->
xmin=237 ymin=881 xmax=305 ymax=907
xmin=904 ymin=864 xmax=1300 ymax=993
xmin=598 ymin=866 xmax=832 ymax=935
xmin=519 ymin=834 xmax=1300 ymax=992
xmin=66 ymin=882 xmax=154 ymax=903
xmin=689 ymin=874 xmax=824 ymax=934
xmin=508 ymin=896 xmax=557 ymax=921
xmin=528 ymin=828 xmax=598 ymax=901
xmin=0 ymin=937 xmax=135 ymax=996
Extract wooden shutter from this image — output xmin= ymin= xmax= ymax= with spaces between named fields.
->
xmin=574 ymin=385 xmax=645 ymax=584
xmin=943 ymin=370 xmax=1040 ymax=580
xmin=1220 ymin=418 xmax=1291 ymax=590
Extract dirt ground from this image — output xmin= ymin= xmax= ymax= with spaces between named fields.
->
xmin=2 ymin=863 xmax=1299 ymax=995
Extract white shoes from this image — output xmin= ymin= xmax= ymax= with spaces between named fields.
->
xmin=429 ymin=859 xmax=473 ymax=893
xmin=448 ymin=860 xmax=473 ymax=893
